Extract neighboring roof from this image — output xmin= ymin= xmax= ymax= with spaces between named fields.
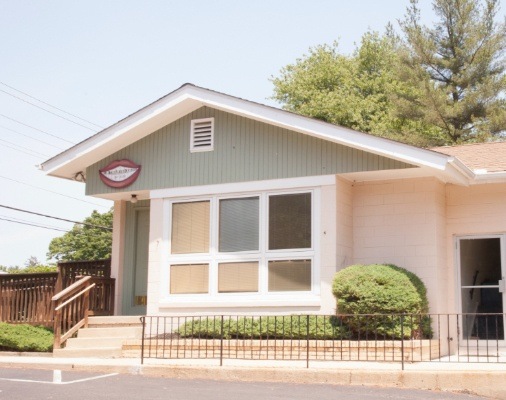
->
xmin=39 ymin=83 xmax=471 ymax=185
xmin=432 ymin=142 xmax=506 ymax=173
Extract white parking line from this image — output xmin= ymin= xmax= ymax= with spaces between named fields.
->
xmin=0 ymin=372 xmax=118 ymax=385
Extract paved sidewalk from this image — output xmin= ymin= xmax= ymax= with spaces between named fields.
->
xmin=1 ymin=353 xmax=505 ymax=399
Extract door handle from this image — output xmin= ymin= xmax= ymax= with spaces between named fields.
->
xmin=499 ymin=278 xmax=506 ymax=293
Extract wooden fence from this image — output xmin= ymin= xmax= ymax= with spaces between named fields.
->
xmin=0 ymin=273 xmax=57 ymax=327
xmin=0 ymin=259 xmax=114 ymax=327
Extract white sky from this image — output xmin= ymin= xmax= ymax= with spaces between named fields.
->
xmin=0 ymin=0 xmax=491 ymax=267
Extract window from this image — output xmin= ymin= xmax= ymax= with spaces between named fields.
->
xmin=218 ymin=262 xmax=259 ymax=293
xmin=170 ymin=264 xmax=209 ymax=294
xmin=171 ymin=201 xmax=210 ymax=254
xmin=167 ymin=190 xmax=316 ymax=297
xmin=219 ymin=197 xmax=259 ymax=252
xmin=268 ymin=260 xmax=311 ymax=291
xmin=269 ymin=193 xmax=311 ymax=250
xmin=190 ymin=118 xmax=214 ymax=152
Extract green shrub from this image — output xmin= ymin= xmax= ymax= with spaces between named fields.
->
xmin=177 ymin=315 xmax=351 ymax=340
xmin=332 ymin=264 xmax=431 ymax=339
xmin=0 ymin=323 xmax=53 ymax=352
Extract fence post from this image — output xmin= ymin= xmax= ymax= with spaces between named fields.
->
xmin=220 ymin=315 xmax=224 ymax=367
xmin=306 ymin=315 xmax=310 ymax=369
xmin=401 ymin=315 xmax=405 ymax=371
xmin=140 ymin=316 xmax=145 ymax=365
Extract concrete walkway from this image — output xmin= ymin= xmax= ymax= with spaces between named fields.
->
xmin=0 ymin=353 xmax=505 ymax=399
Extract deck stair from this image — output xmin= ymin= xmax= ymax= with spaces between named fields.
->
xmin=53 ymin=316 xmax=143 ymax=358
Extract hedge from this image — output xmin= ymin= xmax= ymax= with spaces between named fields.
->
xmin=0 ymin=323 xmax=53 ymax=352
xmin=177 ymin=315 xmax=351 ymax=340
xmin=332 ymin=264 xmax=431 ymax=339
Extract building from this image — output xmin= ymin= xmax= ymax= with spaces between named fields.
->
xmin=40 ymin=84 xmax=506 ymax=342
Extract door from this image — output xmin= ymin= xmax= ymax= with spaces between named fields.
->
xmin=458 ymin=236 xmax=505 ymax=340
xmin=129 ymin=208 xmax=149 ymax=315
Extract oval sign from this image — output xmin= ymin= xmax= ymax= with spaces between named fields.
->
xmin=99 ymin=159 xmax=141 ymax=188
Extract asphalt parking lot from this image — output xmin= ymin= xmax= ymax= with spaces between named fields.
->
xmin=0 ymin=367 xmax=488 ymax=400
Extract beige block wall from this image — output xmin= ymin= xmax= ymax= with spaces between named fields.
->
xmin=445 ymin=182 xmax=506 ymax=313
xmin=352 ymin=177 xmax=447 ymax=313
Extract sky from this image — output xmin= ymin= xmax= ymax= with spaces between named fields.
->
xmin=0 ymin=0 xmax=492 ymax=267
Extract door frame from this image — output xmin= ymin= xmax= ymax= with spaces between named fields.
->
xmin=455 ymin=233 xmax=506 ymax=343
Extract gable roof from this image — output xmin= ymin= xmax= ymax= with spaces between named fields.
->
xmin=432 ymin=142 xmax=506 ymax=173
xmin=39 ymin=83 xmax=472 ymax=185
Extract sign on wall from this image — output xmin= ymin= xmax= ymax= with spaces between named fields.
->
xmin=99 ymin=159 xmax=141 ymax=188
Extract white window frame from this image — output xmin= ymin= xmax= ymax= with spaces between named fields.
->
xmin=159 ymin=185 xmax=321 ymax=307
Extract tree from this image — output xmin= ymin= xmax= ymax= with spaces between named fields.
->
xmin=398 ymin=0 xmax=506 ymax=143
xmin=47 ymin=209 xmax=113 ymax=262
xmin=271 ymin=32 xmax=444 ymax=147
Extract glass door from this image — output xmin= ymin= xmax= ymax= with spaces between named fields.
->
xmin=458 ymin=236 xmax=505 ymax=341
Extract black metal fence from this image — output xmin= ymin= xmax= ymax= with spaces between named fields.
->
xmin=139 ymin=313 xmax=506 ymax=369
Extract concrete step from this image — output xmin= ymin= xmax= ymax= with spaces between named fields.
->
xmin=65 ymin=337 xmax=126 ymax=349
xmin=53 ymin=347 xmax=123 ymax=358
xmin=78 ymin=326 xmax=142 ymax=339
xmin=88 ymin=315 xmax=143 ymax=327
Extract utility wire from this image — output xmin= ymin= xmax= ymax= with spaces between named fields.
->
xmin=0 ymin=124 xmax=65 ymax=150
xmin=0 ymin=81 xmax=103 ymax=129
xmin=0 ymin=204 xmax=113 ymax=231
xmin=0 ymin=142 xmax=44 ymax=159
xmin=0 ymin=88 xmax=97 ymax=132
xmin=0 ymin=138 xmax=51 ymax=158
xmin=0 ymin=217 xmax=70 ymax=233
xmin=0 ymin=213 xmax=71 ymax=232
xmin=0 ymin=113 xmax=76 ymax=145
xmin=0 ymin=175 xmax=110 ymax=208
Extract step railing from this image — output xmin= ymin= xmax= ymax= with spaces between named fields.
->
xmin=52 ymin=276 xmax=95 ymax=349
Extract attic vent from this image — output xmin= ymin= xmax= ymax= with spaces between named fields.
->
xmin=190 ymin=118 xmax=214 ymax=152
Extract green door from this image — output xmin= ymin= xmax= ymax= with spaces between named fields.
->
xmin=124 ymin=207 xmax=149 ymax=315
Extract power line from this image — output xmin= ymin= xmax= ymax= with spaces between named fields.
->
xmin=0 ymin=113 xmax=76 ymax=145
xmin=0 ymin=138 xmax=51 ymax=158
xmin=0 ymin=204 xmax=112 ymax=231
xmin=0 ymin=142 xmax=45 ymax=159
xmin=0 ymin=175 xmax=110 ymax=208
xmin=0 ymin=213 xmax=71 ymax=232
xmin=0 ymin=217 xmax=70 ymax=233
xmin=0 ymin=124 xmax=66 ymax=150
xmin=0 ymin=88 xmax=98 ymax=132
xmin=0 ymin=81 xmax=103 ymax=129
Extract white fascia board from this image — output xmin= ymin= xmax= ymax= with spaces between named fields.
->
xmin=40 ymin=92 xmax=202 ymax=178
xmin=41 ymin=84 xmax=457 ymax=180
xmin=472 ymin=171 xmax=506 ymax=184
xmin=183 ymin=86 xmax=452 ymax=171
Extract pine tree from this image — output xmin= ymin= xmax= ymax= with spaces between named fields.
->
xmin=398 ymin=0 xmax=506 ymax=143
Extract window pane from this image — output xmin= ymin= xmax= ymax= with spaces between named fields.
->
xmin=219 ymin=197 xmax=259 ymax=252
xmin=171 ymin=201 xmax=210 ymax=254
xmin=268 ymin=260 xmax=311 ymax=291
xmin=170 ymin=264 xmax=209 ymax=294
xmin=269 ymin=193 xmax=311 ymax=250
xmin=218 ymin=262 xmax=259 ymax=293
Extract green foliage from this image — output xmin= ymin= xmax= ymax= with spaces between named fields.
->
xmin=271 ymin=31 xmax=444 ymax=147
xmin=47 ymin=209 xmax=113 ymax=262
xmin=398 ymin=0 xmax=506 ymax=143
xmin=177 ymin=315 xmax=351 ymax=340
xmin=332 ymin=264 xmax=431 ymax=339
xmin=0 ymin=256 xmax=56 ymax=274
xmin=0 ymin=323 xmax=53 ymax=352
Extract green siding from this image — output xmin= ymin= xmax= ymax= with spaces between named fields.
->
xmin=86 ymin=107 xmax=414 ymax=196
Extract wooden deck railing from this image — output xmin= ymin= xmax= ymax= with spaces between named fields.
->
xmin=0 ymin=273 xmax=58 ymax=327
xmin=52 ymin=276 xmax=95 ymax=349
xmin=0 ymin=259 xmax=115 ymax=330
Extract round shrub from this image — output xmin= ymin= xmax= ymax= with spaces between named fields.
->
xmin=332 ymin=264 xmax=430 ymax=339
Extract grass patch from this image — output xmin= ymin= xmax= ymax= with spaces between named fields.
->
xmin=0 ymin=323 xmax=53 ymax=352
